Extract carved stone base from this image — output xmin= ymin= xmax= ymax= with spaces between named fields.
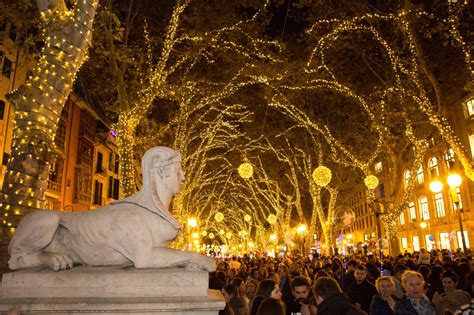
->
xmin=0 ymin=267 xmax=225 ymax=314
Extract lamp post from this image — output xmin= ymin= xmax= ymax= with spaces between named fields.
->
xmin=296 ymin=224 xmax=307 ymax=255
xmin=430 ymin=173 xmax=467 ymax=252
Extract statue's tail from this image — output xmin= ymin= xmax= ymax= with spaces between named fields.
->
xmin=8 ymin=211 xmax=60 ymax=269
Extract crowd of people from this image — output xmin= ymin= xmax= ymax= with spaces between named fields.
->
xmin=210 ymin=248 xmax=474 ymax=315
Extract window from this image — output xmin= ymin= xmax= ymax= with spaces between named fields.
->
xmin=469 ymin=134 xmax=474 ymax=159
xmin=375 ymin=162 xmax=382 ymax=173
xmin=457 ymin=231 xmax=470 ymax=249
xmin=2 ymin=152 xmax=9 ymax=166
xmin=445 ymin=148 xmax=455 ymax=169
xmin=419 ymin=196 xmax=430 ymax=220
xmin=439 ymin=232 xmax=451 ymax=250
xmin=47 ymin=157 xmax=63 ymax=193
xmin=467 ymin=98 xmax=474 ymax=117
xmin=114 ymin=154 xmax=119 ymax=174
xmin=409 ymin=201 xmax=416 ymax=221
xmin=74 ymin=167 xmax=92 ymax=204
xmin=93 ymin=180 xmax=103 ymax=205
xmin=404 ymin=170 xmax=411 ymax=188
xmin=378 ymin=183 xmax=385 ymax=198
xmin=417 ymin=166 xmax=424 ymax=184
xmin=401 ymin=237 xmax=408 ymax=250
xmin=108 ymin=176 xmax=113 ymax=198
xmin=429 ymin=157 xmax=439 ymax=177
xmin=425 ymin=235 xmax=434 ymax=251
xmin=453 ymin=187 xmax=462 ymax=214
xmin=113 ymin=178 xmax=119 ymax=199
xmin=77 ymin=138 xmax=93 ymax=166
xmin=108 ymin=152 xmax=115 ymax=171
xmin=2 ymin=56 xmax=11 ymax=78
xmin=0 ymin=100 xmax=5 ymax=120
xmin=413 ymin=236 xmax=420 ymax=252
xmin=435 ymin=193 xmax=446 ymax=217
xmin=55 ymin=117 xmax=67 ymax=150
xmin=96 ymin=152 xmax=103 ymax=173
xmin=399 ymin=211 xmax=406 ymax=225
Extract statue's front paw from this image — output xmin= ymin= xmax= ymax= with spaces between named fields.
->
xmin=47 ymin=253 xmax=74 ymax=271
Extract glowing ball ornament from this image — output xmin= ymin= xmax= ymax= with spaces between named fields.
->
xmin=364 ymin=175 xmax=379 ymax=190
xmin=267 ymin=214 xmax=277 ymax=225
xmin=201 ymin=230 xmax=207 ymax=236
xmin=215 ymin=212 xmax=224 ymax=222
xmin=219 ymin=229 xmax=225 ymax=235
xmin=238 ymin=162 xmax=253 ymax=179
xmin=244 ymin=214 xmax=252 ymax=222
xmin=226 ymin=232 xmax=232 ymax=239
xmin=312 ymin=166 xmax=332 ymax=186
xmin=209 ymin=232 xmax=215 ymax=239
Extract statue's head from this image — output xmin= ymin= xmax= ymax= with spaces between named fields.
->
xmin=142 ymin=147 xmax=184 ymax=198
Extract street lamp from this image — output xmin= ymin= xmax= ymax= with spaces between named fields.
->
xmin=430 ymin=174 xmax=467 ymax=252
xmin=296 ymin=224 xmax=307 ymax=255
xmin=447 ymin=173 xmax=468 ymax=252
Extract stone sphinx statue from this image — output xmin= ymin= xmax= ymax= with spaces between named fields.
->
xmin=8 ymin=146 xmax=215 ymax=272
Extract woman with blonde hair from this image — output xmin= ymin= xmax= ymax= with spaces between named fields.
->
xmin=370 ymin=276 xmax=400 ymax=315
xmin=394 ymin=271 xmax=436 ymax=315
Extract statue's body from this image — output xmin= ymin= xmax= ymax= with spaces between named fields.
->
xmin=8 ymin=147 xmax=215 ymax=272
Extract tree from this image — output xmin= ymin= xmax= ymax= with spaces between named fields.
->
xmin=1 ymin=0 xmax=99 ymax=231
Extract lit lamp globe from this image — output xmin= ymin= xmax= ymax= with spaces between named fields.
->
xmin=364 ymin=175 xmax=379 ymax=190
xmin=209 ymin=232 xmax=215 ymax=239
xmin=244 ymin=214 xmax=252 ymax=222
xmin=447 ymin=173 xmax=462 ymax=188
xmin=429 ymin=180 xmax=443 ymax=193
xmin=420 ymin=222 xmax=428 ymax=229
xmin=269 ymin=234 xmax=277 ymax=241
xmin=188 ymin=218 xmax=198 ymax=228
xmin=215 ymin=212 xmax=224 ymax=223
xmin=312 ymin=166 xmax=332 ymax=186
xmin=238 ymin=162 xmax=253 ymax=179
xmin=267 ymin=214 xmax=277 ymax=225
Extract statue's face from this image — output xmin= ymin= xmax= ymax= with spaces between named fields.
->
xmin=168 ymin=160 xmax=185 ymax=196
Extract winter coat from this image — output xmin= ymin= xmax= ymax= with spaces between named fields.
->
xmin=370 ymin=294 xmax=399 ymax=315
xmin=346 ymin=279 xmax=378 ymax=313
xmin=317 ymin=292 xmax=367 ymax=315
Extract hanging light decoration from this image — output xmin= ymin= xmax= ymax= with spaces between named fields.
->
xmin=201 ymin=230 xmax=207 ymax=236
xmin=219 ymin=229 xmax=225 ymax=235
xmin=209 ymin=232 xmax=215 ymax=239
xmin=364 ymin=175 xmax=379 ymax=190
xmin=267 ymin=214 xmax=277 ymax=225
xmin=226 ymin=232 xmax=232 ymax=239
xmin=312 ymin=166 xmax=332 ymax=186
xmin=238 ymin=162 xmax=253 ymax=179
xmin=244 ymin=214 xmax=252 ymax=222
xmin=215 ymin=212 xmax=224 ymax=222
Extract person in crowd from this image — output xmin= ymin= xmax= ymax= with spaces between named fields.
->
xmin=346 ymin=264 xmax=377 ymax=313
xmin=366 ymin=254 xmax=381 ymax=282
xmin=279 ymin=264 xmax=293 ymax=302
xmin=250 ymin=279 xmax=282 ymax=315
xmin=370 ymin=276 xmax=400 ymax=315
xmin=256 ymin=298 xmax=286 ymax=315
xmin=418 ymin=248 xmax=431 ymax=265
xmin=229 ymin=256 xmax=242 ymax=270
xmin=313 ymin=276 xmax=367 ymax=315
xmin=250 ymin=268 xmax=262 ymax=281
xmin=221 ymin=283 xmax=250 ymax=315
xmin=394 ymin=270 xmax=436 ymax=315
xmin=285 ymin=276 xmax=316 ymax=315
xmin=245 ymin=279 xmax=259 ymax=301
xmin=232 ymin=277 xmax=250 ymax=305
xmin=392 ymin=264 xmax=409 ymax=299
xmin=432 ymin=270 xmax=470 ymax=315
xmin=343 ymin=259 xmax=358 ymax=290
xmin=427 ymin=265 xmax=444 ymax=300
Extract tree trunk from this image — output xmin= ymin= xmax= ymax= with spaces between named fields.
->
xmin=117 ymin=116 xmax=139 ymax=197
xmin=1 ymin=0 xmax=98 ymax=230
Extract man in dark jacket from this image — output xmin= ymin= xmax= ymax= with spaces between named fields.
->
xmin=285 ymin=276 xmax=316 ymax=315
xmin=346 ymin=264 xmax=378 ymax=313
xmin=313 ymin=276 xmax=367 ymax=315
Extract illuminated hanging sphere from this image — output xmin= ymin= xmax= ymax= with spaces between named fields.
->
xmin=244 ymin=214 xmax=252 ymax=222
xmin=364 ymin=175 xmax=379 ymax=190
xmin=226 ymin=232 xmax=232 ymax=239
xmin=215 ymin=212 xmax=224 ymax=222
xmin=312 ymin=166 xmax=332 ymax=186
xmin=429 ymin=180 xmax=443 ymax=193
xmin=201 ymin=230 xmax=207 ymax=236
xmin=239 ymin=230 xmax=247 ymax=237
xmin=209 ymin=232 xmax=215 ymax=239
xmin=267 ymin=214 xmax=277 ymax=225
xmin=219 ymin=229 xmax=225 ymax=235
xmin=238 ymin=162 xmax=254 ymax=179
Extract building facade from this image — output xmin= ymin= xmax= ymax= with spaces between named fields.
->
xmin=345 ymin=95 xmax=474 ymax=254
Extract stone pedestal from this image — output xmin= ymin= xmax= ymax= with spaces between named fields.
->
xmin=0 ymin=267 xmax=225 ymax=314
